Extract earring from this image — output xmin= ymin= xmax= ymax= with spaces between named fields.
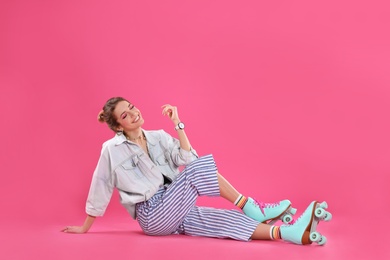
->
xmin=117 ymin=130 xmax=123 ymax=135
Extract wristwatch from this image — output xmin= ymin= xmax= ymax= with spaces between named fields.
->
xmin=175 ymin=122 xmax=185 ymax=130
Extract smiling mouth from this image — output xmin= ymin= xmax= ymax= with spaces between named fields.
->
xmin=133 ymin=115 xmax=140 ymax=123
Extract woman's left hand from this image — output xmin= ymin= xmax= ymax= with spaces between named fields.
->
xmin=161 ymin=104 xmax=180 ymax=124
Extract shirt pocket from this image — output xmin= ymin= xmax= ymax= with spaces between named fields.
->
xmin=155 ymin=153 xmax=169 ymax=166
xmin=155 ymin=153 xmax=177 ymax=181
xmin=119 ymin=159 xmax=144 ymax=179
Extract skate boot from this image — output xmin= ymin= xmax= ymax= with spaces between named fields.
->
xmin=243 ymin=198 xmax=297 ymax=224
xmin=280 ymin=201 xmax=332 ymax=245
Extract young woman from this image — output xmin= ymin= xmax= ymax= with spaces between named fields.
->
xmin=62 ymin=97 xmax=331 ymax=245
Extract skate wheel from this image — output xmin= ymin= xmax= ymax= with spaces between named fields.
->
xmin=315 ymin=208 xmax=326 ymax=218
xmin=318 ymin=235 xmax=327 ymax=245
xmin=319 ymin=201 xmax=328 ymax=209
xmin=324 ymin=211 xmax=332 ymax=221
xmin=309 ymin=231 xmax=321 ymax=243
xmin=290 ymin=207 xmax=297 ymax=215
xmin=282 ymin=214 xmax=293 ymax=224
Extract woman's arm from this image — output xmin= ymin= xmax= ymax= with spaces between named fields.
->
xmin=63 ymin=144 xmax=114 ymax=234
xmin=62 ymin=215 xmax=96 ymax=234
xmin=161 ymin=104 xmax=191 ymax=151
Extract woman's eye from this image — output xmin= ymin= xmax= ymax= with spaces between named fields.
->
xmin=122 ymin=114 xmax=127 ymax=119
xmin=130 ymin=104 xmax=135 ymax=110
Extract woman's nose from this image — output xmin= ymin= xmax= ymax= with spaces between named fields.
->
xmin=129 ymin=110 xmax=137 ymax=117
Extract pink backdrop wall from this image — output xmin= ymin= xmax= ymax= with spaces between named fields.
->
xmin=1 ymin=0 xmax=390 ymax=258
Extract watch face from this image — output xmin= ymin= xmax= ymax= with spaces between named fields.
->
xmin=178 ymin=122 xmax=185 ymax=129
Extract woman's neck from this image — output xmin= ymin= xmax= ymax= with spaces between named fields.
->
xmin=124 ymin=129 xmax=143 ymax=141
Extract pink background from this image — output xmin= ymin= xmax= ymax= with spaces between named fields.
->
xmin=1 ymin=0 xmax=389 ymax=259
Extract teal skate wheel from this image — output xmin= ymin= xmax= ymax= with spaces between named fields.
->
xmin=318 ymin=235 xmax=327 ymax=245
xmin=324 ymin=211 xmax=332 ymax=221
xmin=309 ymin=232 xmax=321 ymax=243
xmin=282 ymin=214 xmax=293 ymax=224
xmin=319 ymin=201 xmax=328 ymax=209
xmin=315 ymin=208 xmax=326 ymax=218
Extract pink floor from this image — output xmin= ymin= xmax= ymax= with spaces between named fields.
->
xmin=2 ymin=208 xmax=389 ymax=259
xmin=1 ymin=0 xmax=390 ymax=259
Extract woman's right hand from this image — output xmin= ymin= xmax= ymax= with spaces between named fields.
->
xmin=61 ymin=226 xmax=87 ymax=234
xmin=61 ymin=215 xmax=96 ymax=234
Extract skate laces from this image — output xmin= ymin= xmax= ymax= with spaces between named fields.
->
xmin=253 ymin=199 xmax=280 ymax=216
xmin=285 ymin=206 xmax=309 ymax=226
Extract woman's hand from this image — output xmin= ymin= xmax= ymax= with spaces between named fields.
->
xmin=62 ymin=215 xmax=96 ymax=234
xmin=61 ymin=226 xmax=87 ymax=234
xmin=161 ymin=104 xmax=192 ymax=151
xmin=161 ymin=104 xmax=180 ymax=124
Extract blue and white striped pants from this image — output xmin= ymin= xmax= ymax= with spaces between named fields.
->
xmin=136 ymin=154 xmax=259 ymax=241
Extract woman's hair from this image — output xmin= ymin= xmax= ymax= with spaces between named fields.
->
xmin=98 ymin=97 xmax=129 ymax=132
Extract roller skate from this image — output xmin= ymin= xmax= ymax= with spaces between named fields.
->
xmin=243 ymin=198 xmax=297 ymax=224
xmin=280 ymin=201 xmax=332 ymax=245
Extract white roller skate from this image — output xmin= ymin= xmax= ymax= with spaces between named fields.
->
xmin=243 ymin=198 xmax=297 ymax=224
xmin=280 ymin=201 xmax=332 ymax=245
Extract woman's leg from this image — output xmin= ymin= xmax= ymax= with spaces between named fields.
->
xmin=217 ymin=172 xmax=240 ymax=203
xmin=137 ymin=155 xmax=220 ymax=236
xmin=217 ymin=171 xmax=296 ymax=224
xmin=251 ymin=223 xmax=281 ymax=240
xmin=204 ymin=172 xmax=283 ymax=240
xmin=251 ymin=223 xmax=271 ymax=240
xmin=216 ymin=176 xmax=284 ymax=241
xmin=177 ymin=205 xmax=282 ymax=241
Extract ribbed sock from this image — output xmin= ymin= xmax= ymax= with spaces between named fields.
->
xmin=234 ymin=194 xmax=248 ymax=209
xmin=270 ymin=226 xmax=282 ymax=240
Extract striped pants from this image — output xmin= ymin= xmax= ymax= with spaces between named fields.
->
xmin=136 ymin=154 xmax=259 ymax=241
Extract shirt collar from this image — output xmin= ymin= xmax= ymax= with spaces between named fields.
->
xmin=114 ymin=129 xmax=158 ymax=146
xmin=114 ymin=133 xmax=127 ymax=145
xmin=143 ymin=130 xmax=157 ymax=146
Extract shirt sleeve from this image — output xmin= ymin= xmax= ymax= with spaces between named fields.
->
xmin=85 ymin=145 xmax=114 ymax=217
xmin=160 ymin=130 xmax=199 ymax=166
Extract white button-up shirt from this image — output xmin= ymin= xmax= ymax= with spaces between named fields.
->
xmin=86 ymin=129 xmax=198 ymax=219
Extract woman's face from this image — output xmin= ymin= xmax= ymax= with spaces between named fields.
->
xmin=113 ymin=100 xmax=144 ymax=132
